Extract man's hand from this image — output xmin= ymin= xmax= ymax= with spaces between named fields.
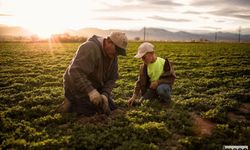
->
xmin=101 ymin=95 xmax=111 ymax=115
xmin=150 ymin=81 xmax=159 ymax=89
xmin=88 ymin=89 xmax=102 ymax=106
xmin=128 ymin=94 xmax=137 ymax=106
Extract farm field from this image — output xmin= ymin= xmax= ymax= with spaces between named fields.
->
xmin=0 ymin=42 xmax=250 ymax=149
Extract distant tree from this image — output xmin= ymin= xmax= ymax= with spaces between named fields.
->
xmin=50 ymin=33 xmax=87 ymax=42
xmin=199 ymin=38 xmax=208 ymax=42
xmin=31 ymin=34 xmax=39 ymax=42
xmin=134 ymin=37 xmax=140 ymax=41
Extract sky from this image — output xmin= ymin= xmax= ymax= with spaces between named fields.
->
xmin=1 ymin=0 xmax=250 ymax=37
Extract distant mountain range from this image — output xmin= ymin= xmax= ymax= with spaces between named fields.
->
xmin=0 ymin=25 xmax=32 ymax=37
xmin=1 ymin=24 xmax=250 ymax=42
xmin=66 ymin=27 xmax=250 ymax=42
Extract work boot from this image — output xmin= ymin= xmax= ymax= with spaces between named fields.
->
xmin=55 ymin=98 xmax=72 ymax=113
xmin=159 ymin=96 xmax=172 ymax=105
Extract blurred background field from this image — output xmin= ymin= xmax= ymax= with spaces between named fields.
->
xmin=0 ymin=42 xmax=250 ymax=149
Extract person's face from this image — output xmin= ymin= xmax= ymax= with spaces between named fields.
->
xmin=104 ymin=38 xmax=117 ymax=58
xmin=141 ymin=52 xmax=153 ymax=64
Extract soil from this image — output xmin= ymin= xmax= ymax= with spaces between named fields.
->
xmin=190 ymin=112 xmax=216 ymax=136
xmin=189 ymin=103 xmax=250 ymax=136
xmin=227 ymin=102 xmax=250 ymax=122
xmin=76 ymin=108 xmax=126 ymax=124
xmin=239 ymin=103 xmax=250 ymax=114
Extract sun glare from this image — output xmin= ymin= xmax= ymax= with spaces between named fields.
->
xmin=37 ymin=32 xmax=52 ymax=39
xmin=28 ymin=26 xmax=63 ymax=39
xmin=1 ymin=0 xmax=94 ymax=38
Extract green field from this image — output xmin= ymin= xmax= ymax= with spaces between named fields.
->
xmin=0 ymin=42 xmax=250 ymax=149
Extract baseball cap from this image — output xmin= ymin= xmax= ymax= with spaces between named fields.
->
xmin=109 ymin=32 xmax=128 ymax=56
xmin=134 ymin=42 xmax=154 ymax=58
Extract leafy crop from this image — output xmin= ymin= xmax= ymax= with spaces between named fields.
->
xmin=0 ymin=42 xmax=249 ymax=149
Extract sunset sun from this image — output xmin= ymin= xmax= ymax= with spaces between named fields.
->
xmin=0 ymin=0 xmax=95 ymax=38
xmin=28 ymin=27 xmax=57 ymax=38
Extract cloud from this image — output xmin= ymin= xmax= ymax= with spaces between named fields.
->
xmin=0 ymin=13 xmax=12 ymax=16
xmin=190 ymin=0 xmax=250 ymax=7
xmin=215 ymin=19 xmax=226 ymax=23
xmin=189 ymin=0 xmax=250 ymax=21
xmin=149 ymin=16 xmax=191 ymax=22
xmin=184 ymin=11 xmax=201 ymax=15
xmin=200 ymin=26 xmax=222 ymax=30
xmin=93 ymin=16 xmax=138 ymax=21
xmin=117 ymin=0 xmax=183 ymax=6
xmin=93 ymin=4 xmax=147 ymax=12
xmin=145 ymin=0 xmax=184 ymax=6
xmin=209 ymin=8 xmax=250 ymax=20
xmin=233 ymin=14 xmax=250 ymax=20
xmin=95 ymin=0 xmax=183 ymax=12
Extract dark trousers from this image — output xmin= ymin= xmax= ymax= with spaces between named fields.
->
xmin=64 ymin=86 xmax=116 ymax=116
xmin=141 ymin=84 xmax=172 ymax=102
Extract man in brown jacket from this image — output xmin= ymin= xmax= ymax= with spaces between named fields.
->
xmin=56 ymin=32 xmax=128 ymax=116
xmin=128 ymin=42 xmax=176 ymax=106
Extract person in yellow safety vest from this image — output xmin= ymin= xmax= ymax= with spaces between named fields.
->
xmin=128 ymin=42 xmax=176 ymax=106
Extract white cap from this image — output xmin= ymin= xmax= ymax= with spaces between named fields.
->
xmin=109 ymin=32 xmax=128 ymax=56
xmin=134 ymin=42 xmax=154 ymax=58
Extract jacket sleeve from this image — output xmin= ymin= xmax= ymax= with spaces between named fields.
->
xmin=67 ymin=42 xmax=97 ymax=94
xmin=158 ymin=58 xmax=176 ymax=85
xmin=101 ymin=59 xmax=118 ymax=98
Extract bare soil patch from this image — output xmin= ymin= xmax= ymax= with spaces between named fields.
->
xmin=227 ymin=102 xmax=250 ymax=122
xmin=76 ymin=108 xmax=126 ymax=124
xmin=190 ymin=112 xmax=216 ymax=136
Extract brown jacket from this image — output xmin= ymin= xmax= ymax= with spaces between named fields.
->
xmin=63 ymin=35 xmax=118 ymax=98
xmin=133 ymin=58 xmax=176 ymax=96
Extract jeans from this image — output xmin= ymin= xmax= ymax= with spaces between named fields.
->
xmin=141 ymin=84 xmax=172 ymax=102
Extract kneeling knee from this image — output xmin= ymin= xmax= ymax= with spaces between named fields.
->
xmin=156 ymin=84 xmax=171 ymax=96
